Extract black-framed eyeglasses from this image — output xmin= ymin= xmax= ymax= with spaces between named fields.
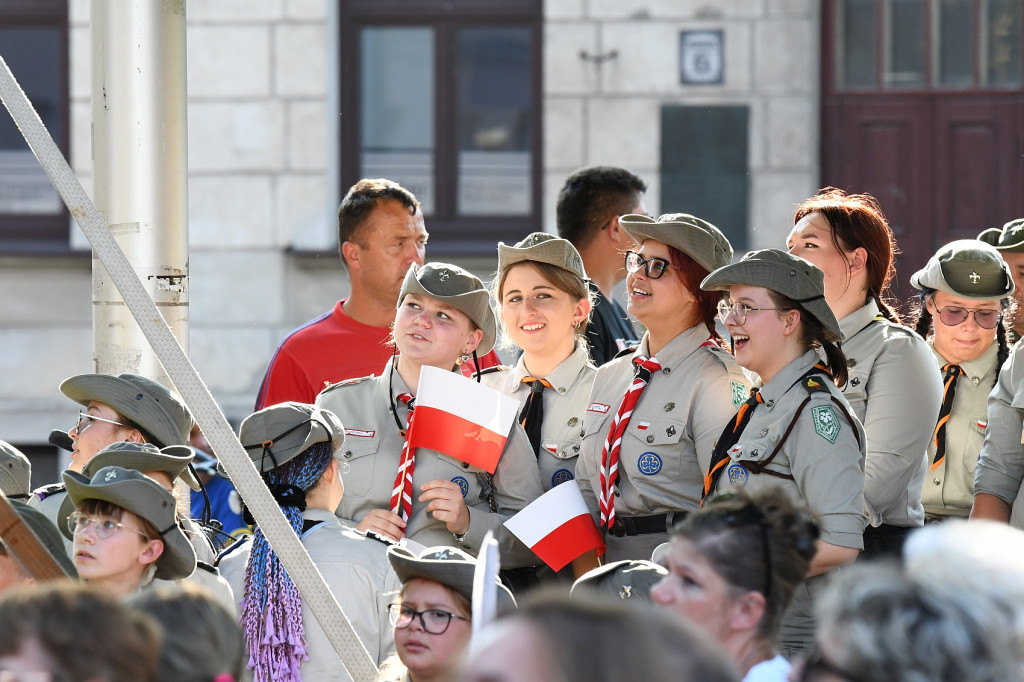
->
xmin=795 ymin=645 xmax=866 ymax=682
xmin=625 ymin=250 xmax=674 ymax=279
xmin=716 ymin=299 xmax=790 ymax=325
xmin=933 ymin=304 xmax=1002 ymax=330
xmin=388 ymin=603 xmax=468 ymax=635
xmin=67 ymin=512 xmax=149 ymax=540
xmin=75 ymin=411 xmax=124 ymax=434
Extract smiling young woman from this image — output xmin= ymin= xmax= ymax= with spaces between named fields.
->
xmin=574 ymin=213 xmax=750 ymax=564
xmin=786 ymin=189 xmax=941 ymax=559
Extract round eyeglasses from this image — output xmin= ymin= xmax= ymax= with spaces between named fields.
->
xmin=67 ymin=512 xmax=149 ymax=540
xmin=75 ymin=411 xmax=125 ymax=434
xmin=716 ymin=299 xmax=790 ymax=325
xmin=624 ymin=250 xmax=674 ymax=279
xmin=933 ymin=304 xmax=1002 ymax=330
xmin=388 ymin=603 xmax=468 ymax=635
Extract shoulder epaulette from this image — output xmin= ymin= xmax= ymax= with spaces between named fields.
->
xmin=195 ymin=560 xmax=220 ymax=576
xmin=31 ymin=483 xmax=65 ymax=501
xmin=215 ymin=535 xmax=250 ymax=566
xmin=473 ymin=365 xmax=508 ymax=378
xmin=320 ymin=374 xmax=373 ymax=393
xmin=613 ymin=345 xmax=638 ymax=360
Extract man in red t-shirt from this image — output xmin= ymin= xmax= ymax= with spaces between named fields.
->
xmin=255 ymin=179 xmax=499 ymax=409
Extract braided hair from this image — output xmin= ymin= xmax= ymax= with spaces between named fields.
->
xmin=912 ymin=289 xmax=1010 ymax=388
xmin=240 ymin=441 xmax=334 ymax=682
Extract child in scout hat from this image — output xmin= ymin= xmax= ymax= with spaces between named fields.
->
xmin=0 ymin=439 xmax=31 ymax=499
xmin=910 ymin=240 xmax=1015 ymax=522
xmin=217 ymin=401 xmax=400 ymax=682
xmin=651 ymin=488 xmax=818 ymax=680
xmin=701 ymin=248 xmax=867 ymax=657
xmin=382 ymin=544 xmax=515 ymax=682
xmin=315 ymin=262 xmax=543 ymax=556
xmin=0 ymin=500 xmax=77 ymax=594
xmin=61 ymin=465 xmax=196 ymax=597
xmin=788 ymin=188 xmax=942 ymax=560
xmin=573 ymin=212 xmax=750 ymax=564
xmin=979 ymin=217 xmax=1024 ymax=342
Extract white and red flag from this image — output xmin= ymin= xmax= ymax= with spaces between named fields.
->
xmin=504 ymin=479 xmax=606 ymax=571
xmin=407 ymin=366 xmax=520 ymax=474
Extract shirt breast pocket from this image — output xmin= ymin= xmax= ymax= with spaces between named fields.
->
xmin=623 ymin=418 xmax=685 ymax=481
xmin=842 ymin=367 xmax=869 ymax=412
xmin=435 ymin=453 xmax=485 ymax=502
xmin=727 ymin=435 xmax=791 ymax=483
xmin=337 ymin=436 xmax=381 ymax=496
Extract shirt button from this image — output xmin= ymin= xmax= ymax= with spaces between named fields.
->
xmin=646 ymin=435 xmax=654 ymax=443
xmin=972 ymin=377 xmax=980 ymax=386
xmin=557 ymin=387 xmax=567 ymax=395
xmin=614 ymin=490 xmax=621 ymax=497
xmin=933 ymin=478 xmax=940 ymax=485
xmin=462 ymin=462 xmax=471 ymax=469
xmin=662 ymin=368 xmax=671 ymax=376
xmin=344 ymin=451 xmax=352 ymax=459
xmin=568 ymin=417 xmax=578 ymax=427
xmin=766 ymin=400 xmax=775 ymax=408
xmin=573 ymin=444 xmax=580 ymax=452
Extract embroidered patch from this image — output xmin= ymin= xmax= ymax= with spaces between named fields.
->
xmin=976 ymin=419 xmax=987 ymax=430
xmin=587 ymin=402 xmax=610 ymax=414
xmin=344 ymin=428 xmax=375 ymax=438
xmin=726 ymin=462 xmax=748 ymax=487
xmin=637 ymin=452 xmax=662 ymax=475
xmin=730 ymin=381 xmax=746 ymax=408
xmin=636 ymin=421 xmax=650 ymax=431
xmin=451 ymin=476 xmax=469 ymax=497
xmin=551 ymin=469 xmax=574 ymax=487
xmin=811 ymin=405 xmax=841 ymax=444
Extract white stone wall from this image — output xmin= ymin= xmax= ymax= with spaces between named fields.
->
xmin=1 ymin=0 xmax=822 ymax=458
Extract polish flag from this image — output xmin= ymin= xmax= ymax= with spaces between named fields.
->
xmin=407 ymin=366 xmax=520 ymax=474
xmin=504 ymin=480 xmax=606 ymax=571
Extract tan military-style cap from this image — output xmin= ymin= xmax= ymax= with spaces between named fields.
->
xmin=59 ymin=373 xmax=193 ymax=448
xmin=62 ymin=466 xmax=197 ymax=581
xmin=701 ymin=248 xmax=842 ymax=342
xmin=977 ymin=218 xmax=1024 ymax=254
xmin=497 ymin=232 xmax=588 ymax=281
xmin=239 ymin=402 xmax=346 ymax=473
xmin=398 ymin=262 xmax=497 ymax=355
xmin=387 ymin=544 xmax=516 ymax=614
xmin=619 ymin=213 xmax=733 ymax=273
xmin=0 ymin=439 xmax=31 ymax=498
xmin=910 ymin=239 xmax=1014 ymax=300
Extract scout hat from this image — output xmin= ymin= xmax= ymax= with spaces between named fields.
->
xmin=978 ymin=218 xmax=1024 ymax=253
xmin=4 ymin=499 xmax=78 ymax=578
xmin=387 ymin=544 xmax=517 ymax=613
xmin=497 ymin=232 xmax=588 ymax=281
xmin=59 ymin=373 xmax=193 ymax=448
xmin=61 ymin=466 xmax=197 ymax=581
xmin=57 ymin=442 xmax=202 ymax=531
xmin=570 ymin=559 xmax=667 ymax=602
xmin=619 ymin=213 xmax=734 ymax=273
xmin=238 ymin=402 xmax=346 ymax=474
xmin=0 ymin=439 xmax=31 ymax=498
xmin=701 ymin=249 xmax=842 ymax=342
xmin=910 ymin=239 xmax=1015 ymax=300
xmin=398 ymin=262 xmax=497 ymax=355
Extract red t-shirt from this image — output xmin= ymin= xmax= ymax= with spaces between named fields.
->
xmin=255 ymin=299 xmax=500 ymax=409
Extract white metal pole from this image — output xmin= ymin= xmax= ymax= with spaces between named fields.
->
xmin=90 ymin=0 xmax=189 ymax=378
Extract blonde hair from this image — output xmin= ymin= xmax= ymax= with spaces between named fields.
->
xmin=492 ymin=260 xmax=594 ymax=352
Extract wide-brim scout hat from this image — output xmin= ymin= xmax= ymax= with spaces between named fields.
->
xmin=497 ymin=232 xmax=588 ymax=281
xmin=61 ymin=466 xmax=196 ymax=581
xmin=978 ymin=218 xmax=1024 ymax=253
xmin=6 ymin=499 xmax=78 ymax=578
xmin=570 ymin=559 xmax=667 ymax=602
xmin=0 ymin=439 xmax=31 ymax=498
xmin=237 ymin=402 xmax=346 ymax=474
xmin=58 ymin=442 xmax=201 ymax=531
xmin=911 ymin=239 xmax=1015 ymax=300
xmin=398 ymin=263 xmax=497 ymax=355
xmin=701 ymin=249 xmax=842 ymax=342
xmin=619 ymin=213 xmax=734 ymax=273
xmin=387 ymin=544 xmax=516 ymax=614
xmin=59 ymin=373 xmax=193 ymax=448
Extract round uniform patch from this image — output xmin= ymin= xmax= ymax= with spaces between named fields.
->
xmin=726 ymin=462 xmax=748 ymax=487
xmin=451 ymin=476 xmax=469 ymax=497
xmin=551 ymin=469 xmax=574 ymax=487
xmin=637 ymin=452 xmax=662 ymax=476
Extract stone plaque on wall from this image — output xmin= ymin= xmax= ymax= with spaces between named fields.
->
xmin=679 ymin=31 xmax=724 ymax=85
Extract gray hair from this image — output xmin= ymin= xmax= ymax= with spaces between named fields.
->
xmin=816 ymin=561 xmax=1024 ymax=682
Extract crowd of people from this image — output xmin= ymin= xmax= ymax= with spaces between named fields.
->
xmin=3 ymin=169 xmax=1024 ymax=681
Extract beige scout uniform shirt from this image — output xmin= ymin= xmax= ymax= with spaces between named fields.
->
xmin=315 ymin=358 xmax=545 ymax=561
xmin=478 ymin=342 xmax=596 ymax=491
xmin=575 ymin=325 xmax=750 ymax=561
xmin=975 ymin=341 xmax=1024 ymax=529
xmin=838 ymin=301 xmax=942 ymax=528
xmin=218 ymin=509 xmax=399 ymax=680
xmin=923 ymin=343 xmax=999 ymax=519
xmin=711 ymin=351 xmax=867 ymax=657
